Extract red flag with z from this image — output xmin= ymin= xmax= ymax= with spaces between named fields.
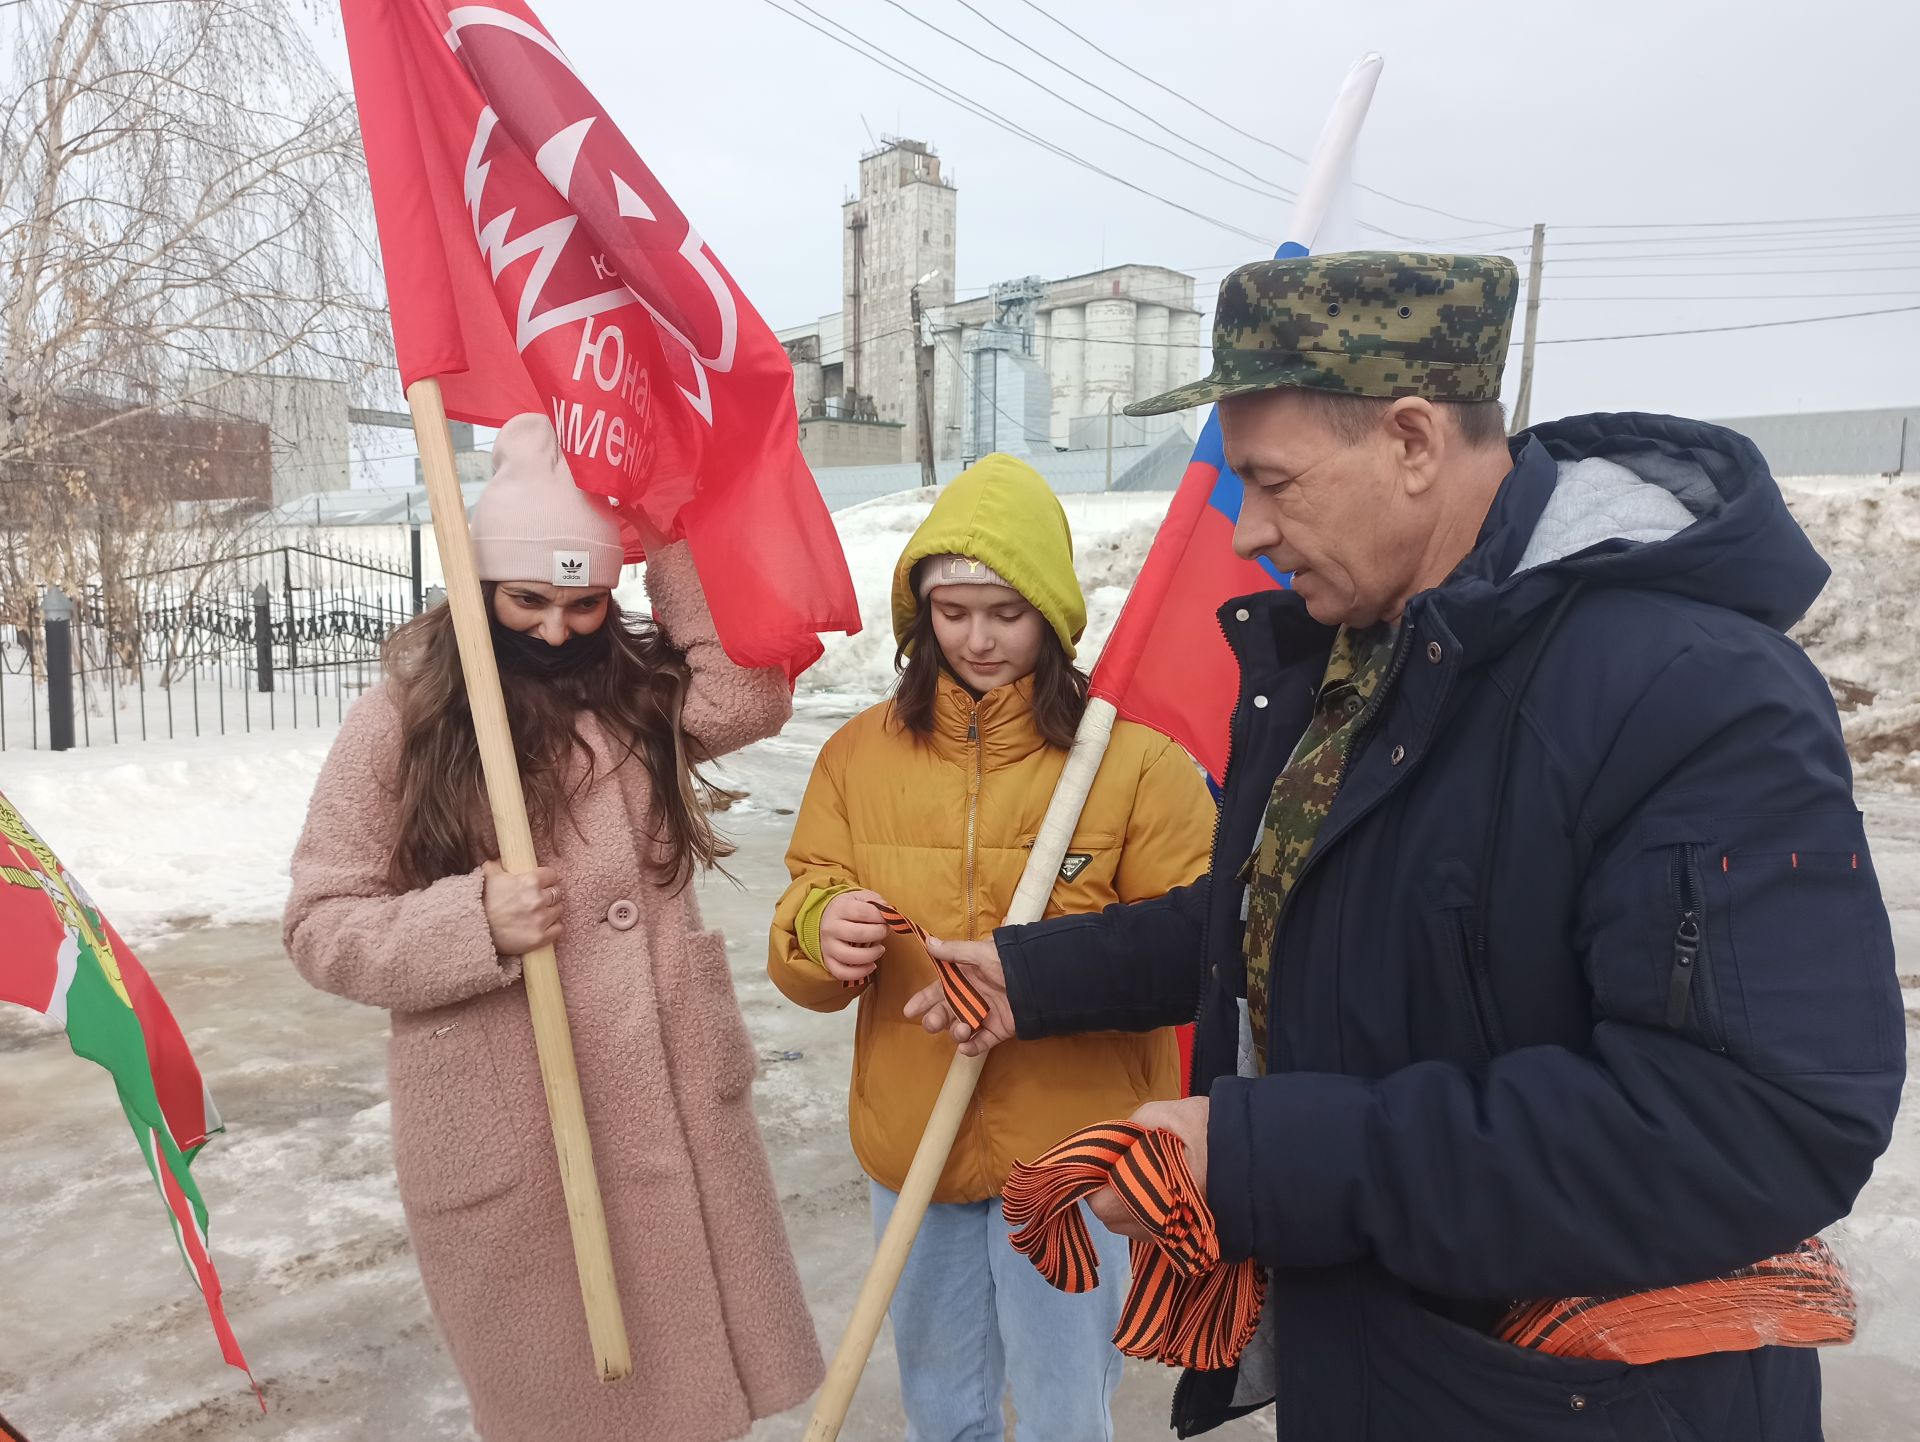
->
xmin=341 ymin=0 xmax=859 ymax=679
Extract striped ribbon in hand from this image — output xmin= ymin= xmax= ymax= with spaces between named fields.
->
xmin=854 ymin=903 xmax=993 ymax=1032
xmin=1002 ymin=1121 xmax=1265 ymax=1371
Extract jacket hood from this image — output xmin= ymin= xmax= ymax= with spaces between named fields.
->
xmin=1488 ymin=412 xmax=1829 ymax=633
xmin=891 ymin=453 xmax=1087 ymax=656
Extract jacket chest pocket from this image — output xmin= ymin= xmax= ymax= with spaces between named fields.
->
xmin=1592 ymin=830 xmax=1741 ymax=1054
xmin=1628 ymin=812 xmax=1899 ymax=1075
xmin=1657 ymin=842 xmax=1727 ymax=1051
xmin=1023 ymin=830 xmax=1121 ymax=917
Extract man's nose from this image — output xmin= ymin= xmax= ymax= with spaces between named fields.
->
xmin=1232 ymin=493 xmax=1279 ymax=562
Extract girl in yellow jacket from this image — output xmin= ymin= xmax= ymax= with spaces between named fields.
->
xmin=769 ymin=454 xmax=1213 ymax=1441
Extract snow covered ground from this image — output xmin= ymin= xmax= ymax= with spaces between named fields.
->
xmin=2 ymin=726 xmax=341 ymax=943
xmin=3 ymin=709 xmax=1915 ymax=1442
xmin=3 ymin=480 xmax=1919 ymax=1439
xmin=1 ymin=715 xmax=1916 ymax=1441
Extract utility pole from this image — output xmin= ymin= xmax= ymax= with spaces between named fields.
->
xmin=1511 ymin=222 xmax=1546 ymax=434
xmin=910 ymin=284 xmax=937 ymax=488
xmin=1104 ymin=396 xmax=1114 ymax=491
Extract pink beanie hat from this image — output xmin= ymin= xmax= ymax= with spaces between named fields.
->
xmin=471 ymin=413 xmax=625 ymax=588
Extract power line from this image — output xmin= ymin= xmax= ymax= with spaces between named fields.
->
xmin=1009 ymin=0 xmax=1302 ymax=165
xmin=1305 ymin=216 xmax=1920 ymax=248
xmin=1541 ymin=290 xmax=1920 ymax=302
xmin=1149 ymin=235 xmax=1920 ymax=273
xmin=1524 ymin=303 xmax=1920 ymax=345
xmin=875 ymin=272 xmax=1920 ymax=320
xmin=796 ymin=290 xmax=1919 ymax=359
xmin=1548 ymin=264 xmax=1920 ymax=279
xmin=1552 ymin=210 xmax=1920 ymax=231
xmin=758 ymin=0 xmax=1275 ymax=247
xmin=1529 ymin=222 xmax=1920 ymax=249
xmin=931 ymin=0 xmax=1457 ymax=247
xmin=882 ymin=0 xmax=1300 ymax=211
xmin=1532 ymin=241 xmax=1920 ymax=265
xmin=1009 ymin=0 xmax=1521 ymax=234
xmin=773 ymin=0 xmax=1273 ymax=245
xmin=937 ymin=304 xmax=1920 ymax=351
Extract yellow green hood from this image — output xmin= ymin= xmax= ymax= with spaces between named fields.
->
xmin=890 ymin=453 xmax=1087 ymax=657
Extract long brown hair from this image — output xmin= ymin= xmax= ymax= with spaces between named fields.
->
xmin=382 ymin=586 xmax=734 ymax=892
xmin=892 ymin=604 xmax=1090 ymax=749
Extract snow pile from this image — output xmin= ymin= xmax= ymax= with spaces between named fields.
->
xmin=1783 ymin=478 xmax=1920 ymax=786
xmin=1 ymin=727 xmax=338 ymax=943
xmin=793 ymin=488 xmax=1175 ymax=703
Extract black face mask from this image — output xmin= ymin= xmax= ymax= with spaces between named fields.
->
xmin=489 ymin=612 xmax=614 ymax=680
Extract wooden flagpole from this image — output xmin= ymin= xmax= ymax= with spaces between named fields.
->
xmin=405 ymin=378 xmax=632 ymax=1382
xmin=804 ymin=699 xmax=1116 ymax=1439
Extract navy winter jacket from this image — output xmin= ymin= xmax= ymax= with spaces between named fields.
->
xmin=999 ymin=414 xmax=1904 ymax=1441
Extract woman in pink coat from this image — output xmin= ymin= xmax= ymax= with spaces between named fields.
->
xmin=284 ymin=414 xmax=822 ymax=1441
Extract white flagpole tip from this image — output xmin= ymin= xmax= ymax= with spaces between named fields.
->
xmin=1283 ymin=55 xmax=1386 ymax=254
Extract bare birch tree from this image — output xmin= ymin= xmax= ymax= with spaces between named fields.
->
xmin=0 ymin=0 xmax=389 ymax=670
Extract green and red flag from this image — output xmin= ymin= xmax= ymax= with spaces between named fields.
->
xmin=0 ymin=789 xmax=255 ymax=1398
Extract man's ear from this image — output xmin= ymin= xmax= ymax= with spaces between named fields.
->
xmin=1384 ymin=396 xmax=1445 ymax=498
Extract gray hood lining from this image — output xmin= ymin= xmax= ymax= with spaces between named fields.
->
xmin=1514 ymin=452 xmax=1721 ymax=574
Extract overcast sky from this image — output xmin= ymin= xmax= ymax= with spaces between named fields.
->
xmin=312 ymin=0 xmax=1920 ymax=429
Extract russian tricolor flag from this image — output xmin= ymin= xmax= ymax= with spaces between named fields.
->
xmin=1089 ymin=411 xmax=1285 ymax=784
xmin=1088 ymin=57 xmax=1382 ymax=786
xmin=1085 ymin=55 xmax=1383 ymax=1086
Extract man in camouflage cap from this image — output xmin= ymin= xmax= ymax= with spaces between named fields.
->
xmin=910 ymin=250 xmax=1899 ymax=1441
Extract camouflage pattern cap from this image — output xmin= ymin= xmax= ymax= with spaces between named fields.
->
xmin=1126 ymin=250 xmax=1520 ymax=415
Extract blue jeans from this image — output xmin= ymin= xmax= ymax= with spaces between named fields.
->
xmin=870 ymin=1181 xmax=1128 ymax=1442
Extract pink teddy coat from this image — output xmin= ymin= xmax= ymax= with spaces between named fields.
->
xmin=284 ymin=545 xmax=822 ymax=1441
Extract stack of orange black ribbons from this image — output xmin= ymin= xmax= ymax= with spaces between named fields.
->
xmin=1001 ymin=1121 xmax=1265 ymax=1370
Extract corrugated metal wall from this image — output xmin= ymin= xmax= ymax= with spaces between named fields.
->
xmin=1711 ymin=407 xmax=1919 ymax=477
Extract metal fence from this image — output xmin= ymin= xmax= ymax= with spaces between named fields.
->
xmin=0 ymin=541 xmax=421 ymax=752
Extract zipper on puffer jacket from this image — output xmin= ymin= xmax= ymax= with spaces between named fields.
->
xmin=964 ymin=708 xmax=981 ymax=940
xmin=1449 ymin=913 xmax=1495 ymax=1065
xmin=1664 ymin=844 xmax=1726 ymax=1051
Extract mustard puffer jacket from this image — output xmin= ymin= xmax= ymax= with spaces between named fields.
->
xmin=767 ymin=454 xmax=1214 ymax=1201
xmin=767 ymin=678 xmax=1213 ymax=1201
